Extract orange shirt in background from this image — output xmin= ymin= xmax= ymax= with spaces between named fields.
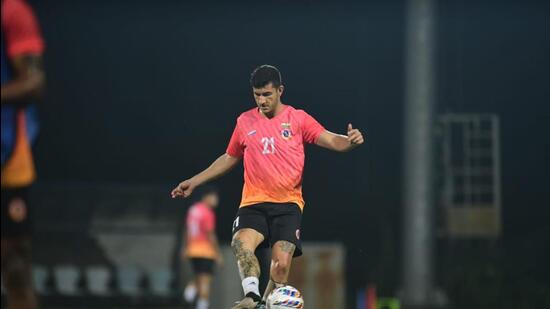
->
xmin=184 ymin=202 xmax=217 ymax=259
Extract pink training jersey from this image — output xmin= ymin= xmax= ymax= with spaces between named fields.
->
xmin=226 ymin=105 xmax=325 ymax=211
xmin=185 ymin=202 xmax=217 ymax=259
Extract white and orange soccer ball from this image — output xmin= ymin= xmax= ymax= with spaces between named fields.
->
xmin=266 ymin=285 xmax=304 ymax=309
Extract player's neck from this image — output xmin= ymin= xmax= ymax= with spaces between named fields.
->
xmin=260 ymin=103 xmax=286 ymax=119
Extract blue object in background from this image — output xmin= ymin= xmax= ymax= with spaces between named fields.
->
xmin=357 ymin=289 xmax=365 ymax=309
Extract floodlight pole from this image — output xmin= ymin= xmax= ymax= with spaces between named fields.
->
xmin=401 ymin=0 xmax=437 ymax=308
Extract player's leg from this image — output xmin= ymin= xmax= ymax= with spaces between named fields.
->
xmin=193 ymin=258 xmax=215 ymax=309
xmin=184 ymin=258 xmax=199 ymax=304
xmin=231 ymin=228 xmax=264 ymax=308
xmin=195 ymin=270 xmax=213 ymax=309
xmin=262 ymin=240 xmax=296 ymax=299
xmin=231 ymin=205 xmax=269 ymax=308
xmin=183 ymin=279 xmax=198 ymax=304
xmin=262 ymin=203 xmax=302 ymax=301
xmin=1 ymin=238 xmax=37 ymax=309
xmin=1 ymin=187 xmax=38 ymax=309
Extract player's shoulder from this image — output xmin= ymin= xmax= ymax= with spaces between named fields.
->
xmin=286 ymin=106 xmax=313 ymax=120
xmin=189 ymin=202 xmax=203 ymax=213
xmin=287 ymin=105 xmax=305 ymax=115
xmin=204 ymin=205 xmax=215 ymax=217
xmin=2 ymin=0 xmax=33 ymax=19
xmin=235 ymin=107 xmax=259 ymax=123
xmin=238 ymin=107 xmax=258 ymax=118
xmin=191 ymin=203 xmax=214 ymax=219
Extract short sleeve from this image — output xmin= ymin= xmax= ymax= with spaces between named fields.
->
xmin=3 ymin=0 xmax=45 ymax=58
xmin=203 ymin=210 xmax=215 ymax=232
xmin=301 ymin=111 xmax=326 ymax=144
xmin=226 ymin=120 xmax=244 ymax=157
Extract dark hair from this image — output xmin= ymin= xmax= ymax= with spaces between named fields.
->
xmin=250 ymin=64 xmax=282 ymax=88
xmin=198 ymin=185 xmax=219 ymax=199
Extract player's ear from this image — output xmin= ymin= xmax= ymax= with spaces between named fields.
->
xmin=278 ymin=85 xmax=284 ymax=96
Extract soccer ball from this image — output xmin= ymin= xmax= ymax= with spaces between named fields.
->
xmin=266 ymin=285 xmax=304 ymax=309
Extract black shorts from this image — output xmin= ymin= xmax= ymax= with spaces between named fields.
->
xmin=1 ymin=187 xmax=32 ymax=238
xmin=190 ymin=258 xmax=215 ymax=275
xmin=232 ymin=202 xmax=302 ymax=257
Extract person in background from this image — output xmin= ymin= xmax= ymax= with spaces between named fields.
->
xmin=1 ymin=0 xmax=45 ymax=308
xmin=182 ymin=186 xmax=223 ymax=309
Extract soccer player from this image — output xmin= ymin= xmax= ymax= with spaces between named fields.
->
xmin=171 ymin=65 xmax=364 ymax=308
xmin=182 ymin=187 xmax=223 ymax=309
xmin=1 ymin=0 xmax=45 ymax=308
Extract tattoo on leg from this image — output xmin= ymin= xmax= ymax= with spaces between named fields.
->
xmin=232 ymin=238 xmax=260 ymax=278
xmin=278 ymin=241 xmax=296 ymax=254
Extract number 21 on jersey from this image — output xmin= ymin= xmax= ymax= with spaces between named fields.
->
xmin=261 ymin=137 xmax=275 ymax=154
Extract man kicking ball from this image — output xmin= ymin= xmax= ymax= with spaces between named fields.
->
xmin=172 ymin=65 xmax=364 ymax=308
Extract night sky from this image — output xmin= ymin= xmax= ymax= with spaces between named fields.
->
xmin=27 ymin=0 xmax=549 ymax=303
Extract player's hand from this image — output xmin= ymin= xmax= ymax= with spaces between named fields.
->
xmin=171 ymin=179 xmax=196 ymax=198
xmin=347 ymin=123 xmax=364 ymax=145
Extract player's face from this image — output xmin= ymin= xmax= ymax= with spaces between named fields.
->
xmin=204 ymin=193 xmax=219 ymax=208
xmin=253 ymin=83 xmax=283 ymax=116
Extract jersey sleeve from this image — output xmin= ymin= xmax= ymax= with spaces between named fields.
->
xmin=3 ymin=0 xmax=45 ymax=58
xmin=301 ymin=110 xmax=326 ymax=144
xmin=226 ymin=120 xmax=244 ymax=157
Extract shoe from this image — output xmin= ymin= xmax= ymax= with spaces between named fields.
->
xmin=181 ymin=292 xmax=195 ymax=308
xmin=231 ymin=297 xmax=259 ymax=309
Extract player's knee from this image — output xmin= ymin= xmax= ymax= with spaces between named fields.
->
xmin=232 ymin=229 xmax=264 ymax=250
xmin=231 ymin=236 xmax=253 ymax=253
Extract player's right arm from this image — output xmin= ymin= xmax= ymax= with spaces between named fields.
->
xmin=1 ymin=55 xmax=45 ymax=104
xmin=181 ymin=227 xmax=188 ymax=260
xmin=171 ymin=153 xmax=241 ymax=198
xmin=1 ymin=0 xmax=45 ymax=105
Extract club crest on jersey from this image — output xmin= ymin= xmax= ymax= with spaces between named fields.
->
xmin=281 ymin=123 xmax=293 ymax=140
xmin=281 ymin=129 xmax=293 ymax=140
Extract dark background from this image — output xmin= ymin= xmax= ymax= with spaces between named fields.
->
xmin=26 ymin=0 xmax=549 ymax=307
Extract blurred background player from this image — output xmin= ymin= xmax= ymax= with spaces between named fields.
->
xmin=1 ymin=0 xmax=45 ymax=308
xmin=182 ymin=186 xmax=223 ymax=309
xmin=171 ymin=65 xmax=364 ymax=308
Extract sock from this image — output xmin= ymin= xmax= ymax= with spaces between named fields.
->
xmin=184 ymin=283 xmax=197 ymax=302
xmin=246 ymin=291 xmax=262 ymax=302
xmin=242 ymin=277 xmax=260 ymax=299
xmin=274 ymin=281 xmax=285 ymax=288
xmin=196 ymin=298 xmax=209 ymax=309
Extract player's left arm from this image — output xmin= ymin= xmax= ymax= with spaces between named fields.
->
xmin=181 ymin=228 xmax=189 ymax=261
xmin=316 ymin=123 xmax=364 ymax=152
xmin=1 ymin=54 xmax=45 ymax=104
